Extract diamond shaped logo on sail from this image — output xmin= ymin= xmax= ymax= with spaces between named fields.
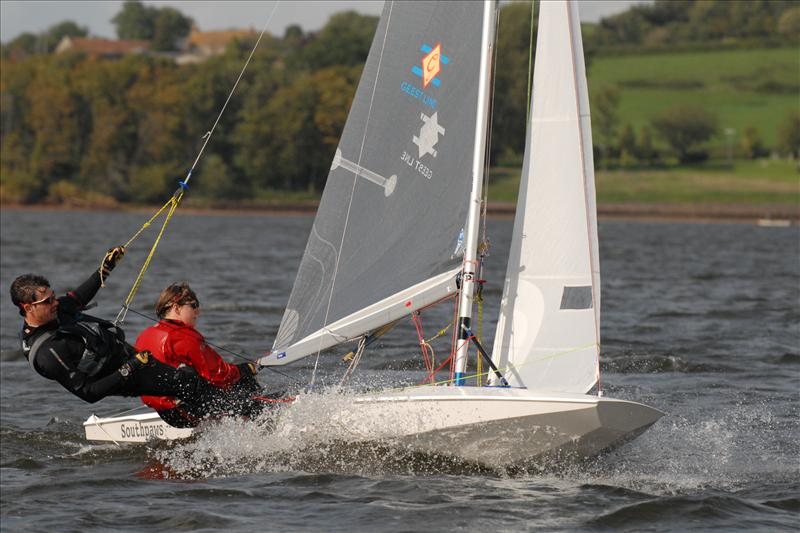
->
xmin=411 ymin=42 xmax=448 ymax=88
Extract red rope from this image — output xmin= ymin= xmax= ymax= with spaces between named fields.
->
xmin=411 ymin=312 xmax=433 ymax=373
xmin=252 ymin=396 xmax=296 ymax=404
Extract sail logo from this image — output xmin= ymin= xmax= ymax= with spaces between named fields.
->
xmin=399 ymin=42 xmax=446 ymax=110
xmin=412 ymin=42 xmax=448 ymax=88
xmin=413 ymin=111 xmax=445 ymax=158
xmin=400 ymin=82 xmax=437 ymax=110
xmin=401 ymin=111 xmax=444 ymax=180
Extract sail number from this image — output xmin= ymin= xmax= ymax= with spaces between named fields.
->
xmin=401 ymin=151 xmax=433 ymax=180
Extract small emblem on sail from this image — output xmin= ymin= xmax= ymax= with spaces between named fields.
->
xmin=412 ymin=42 xmax=448 ymax=88
xmin=452 ymin=228 xmax=465 ymax=258
xmin=422 ymin=43 xmax=441 ymax=88
xmin=413 ymin=112 xmax=445 ymax=159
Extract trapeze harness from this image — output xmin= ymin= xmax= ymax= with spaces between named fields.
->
xmin=23 ymin=314 xmax=129 ymax=378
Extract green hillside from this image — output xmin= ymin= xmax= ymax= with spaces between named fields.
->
xmin=588 ymin=47 xmax=799 ymax=150
xmin=489 ymin=159 xmax=799 ymax=207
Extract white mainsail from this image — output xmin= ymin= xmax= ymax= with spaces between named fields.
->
xmin=490 ymin=0 xmax=600 ymax=392
xmin=260 ymin=2 xmax=487 ymax=366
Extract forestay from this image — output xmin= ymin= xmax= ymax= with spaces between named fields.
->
xmin=490 ymin=0 xmax=600 ymax=392
xmin=261 ymin=2 xmax=485 ymax=366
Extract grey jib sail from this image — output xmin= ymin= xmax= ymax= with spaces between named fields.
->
xmin=266 ymin=1 xmax=485 ymax=364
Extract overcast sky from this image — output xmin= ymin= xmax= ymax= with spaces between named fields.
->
xmin=1 ymin=1 xmax=647 ymax=43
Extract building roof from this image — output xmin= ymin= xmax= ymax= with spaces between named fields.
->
xmin=187 ymin=28 xmax=257 ymax=48
xmin=55 ymin=37 xmax=150 ymax=56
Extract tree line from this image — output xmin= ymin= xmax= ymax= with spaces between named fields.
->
xmin=593 ymin=0 xmax=799 ymax=50
xmin=1 ymin=1 xmax=798 ymax=205
xmin=1 ymin=7 xmax=382 ymax=204
xmin=592 ymin=84 xmax=799 ymax=167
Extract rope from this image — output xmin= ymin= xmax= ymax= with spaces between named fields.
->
xmin=414 ymin=342 xmax=597 ymax=390
xmin=410 ymin=314 xmax=454 ymax=385
xmin=424 ymin=321 xmax=452 ymax=345
xmin=98 ymin=195 xmax=177 ymax=289
xmin=183 ymin=3 xmax=279 ymax=189
xmin=411 ymin=312 xmax=433 ymax=373
xmin=339 ymin=335 xmax=367 ymax=387
xmin=476 ymin=289 xmax=483 ymax=386
xmin=421 ymin=349 xmax=455 ymax=385
xmin=110 ymin=4 xmax=280 ymax=324
xmin=481 ymin=1 xmax=501 ymax=249
xmin=114 ymin=189 xmax=184 ymax=324
xmin=98 ymin=402 xmax=150 ymax=419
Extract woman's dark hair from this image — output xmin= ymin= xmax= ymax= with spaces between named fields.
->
xmin=155 ymin=282 xmax=199 ymax=318
xmin=10 ymin=274 xmax=51 ymax=316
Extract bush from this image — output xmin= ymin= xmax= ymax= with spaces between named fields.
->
xmin=617 ymin=122 xmax=637 ymax=168
xmin=776 ymin=111 xmax=800 ymax=158
xmin=47 ymin=180 xmax=118 ymax=207
xmin=651 ymin=104 xmax=718 ymax=164
xmin=635 ymin=125 xmax=660 ymax=165
xmin=739 ymin=126 xmax=768 ymax=159
xmin=0 ymin=170 xmax=43 ymax=203
xmin=777 ymin=7 xmax=800 ymax=45
xmin=197 ymin=154 xmax=238 ymax=200
xmin=129 ymin=164 xmax=172 ymax=203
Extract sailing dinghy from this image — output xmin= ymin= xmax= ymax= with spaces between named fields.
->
xmin=85 ymin=0 xmax=663 ymax=466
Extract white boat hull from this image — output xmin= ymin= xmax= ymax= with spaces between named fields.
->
xmin=83 ymin=387 xmax=662 ymax=469
xmin=84 ymin=412 xmax=193 ymax=444
xmin=325 ymin=386 xmax=663 ymax=468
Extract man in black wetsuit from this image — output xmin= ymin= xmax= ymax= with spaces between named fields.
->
xmin=10 ymin=247 xmax=263 ymax=424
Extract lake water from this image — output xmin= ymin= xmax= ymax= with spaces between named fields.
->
xmin=1 ymin=209 xmax=798 ymax=531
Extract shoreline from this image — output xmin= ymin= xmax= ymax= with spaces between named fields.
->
xmin=1 ymin=201 xmax=797 ymax=224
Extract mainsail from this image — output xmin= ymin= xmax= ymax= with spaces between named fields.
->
xmin=261 ymin=2 xmax=486 ymax=365
xmin=491 ymin=0 xmax=600 ymax=392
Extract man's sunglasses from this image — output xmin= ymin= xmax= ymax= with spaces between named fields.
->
xmin=178 ymin=300 xmax=200 ymax=309
xmin=30 ymin=293 xmax=56 ymax=306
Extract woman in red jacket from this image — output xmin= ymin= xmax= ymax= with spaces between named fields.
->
xmin=136 ymin=282 xmax=260 ymax=427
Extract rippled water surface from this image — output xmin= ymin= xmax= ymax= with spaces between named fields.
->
xmin=1 ymin=209 xmax=798 ymax=532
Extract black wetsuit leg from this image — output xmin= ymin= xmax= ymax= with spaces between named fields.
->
xmin=121 ymin=362 xmax=265 ymax=424
xmin=155 ymin=407 xmax=198 ymax=428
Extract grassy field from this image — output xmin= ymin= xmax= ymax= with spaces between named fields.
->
xmin=587 ymin=47 xmax=799 ymax=149
xmin=488 ymin=159 xmax=799 ymax=206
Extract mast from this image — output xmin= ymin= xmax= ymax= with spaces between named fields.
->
xmin=453 ymin=0 xmax=497 ymax=385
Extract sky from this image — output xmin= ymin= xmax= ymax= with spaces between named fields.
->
xmin=1 ymin=1 xmax=648 ymax=43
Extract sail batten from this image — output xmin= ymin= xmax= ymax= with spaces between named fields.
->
xmin=263 ymin=2 xmax=486 ymax=367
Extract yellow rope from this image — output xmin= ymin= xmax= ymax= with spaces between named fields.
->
xmin=97 ymin=194 xmax=179 ymax=288
xmin=123 ymin=196 xmax=179 ymax=249
xmin=425 ymin=322 xmax=452 ymax=344
xmin=114 ymin=189 xmax=185 ymax=324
